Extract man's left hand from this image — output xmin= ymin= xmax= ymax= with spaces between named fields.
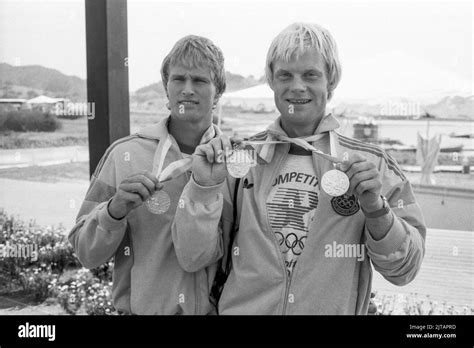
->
xmin=336 ymin=153 xmax=383 ymax=213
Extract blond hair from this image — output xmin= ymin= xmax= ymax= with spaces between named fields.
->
xmin=265 ymin=22 xmax=341 ymax=100
xmin=161 ymin=35 xmax=226 ymax=98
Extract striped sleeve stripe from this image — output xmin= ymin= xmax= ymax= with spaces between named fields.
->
xmin=92 ymin=135 xmax=140 ymax=177
xmin=338 ymin=134 xmax=402 ymax=171
xmin=249 ymin=131 xmax=268 ymax=141
xmin=341 ymin=142 xmax=406 ymax=180
xmin=338 ymin=136 xmax=406 ymax=180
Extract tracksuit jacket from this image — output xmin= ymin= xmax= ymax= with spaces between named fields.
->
xmin=172 ymin=114 xmax=427 ymax=314
xmin=69 ymin=116 xmax=220 ymax=315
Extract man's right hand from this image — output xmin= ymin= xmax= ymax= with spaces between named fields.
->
xmin=108 ymin=170 xmax=163 ymax=219
xmin=192 ymin=135 xmax=232 ymax=187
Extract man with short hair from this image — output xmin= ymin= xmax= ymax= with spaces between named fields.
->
xmin=69 ymin=35 xmax=226 ymax=315
xmin=173 ymin=23 xmax=426 ymax=314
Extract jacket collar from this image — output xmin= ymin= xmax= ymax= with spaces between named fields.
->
xmin=257 ymin=113 xmax=340 ymax=163
xmin=136 ymin=115 xmax=222 ymax=143
xmin=136 ymin=116 xmax=170 ymax=141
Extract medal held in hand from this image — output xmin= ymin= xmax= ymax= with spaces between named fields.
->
xmin=145 ymin=190 xmax=171 ymax=214
xmin=321 ymin=169 xmax=349 ymax=197
xmin=226 ymin=149 xmax=255 ymax=179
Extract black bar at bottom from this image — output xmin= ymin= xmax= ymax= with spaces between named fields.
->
xmin=0 ymin=315 xmax=472 ymax=346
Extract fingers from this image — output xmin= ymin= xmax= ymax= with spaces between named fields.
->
xmin=220 ymin=136 xmax=233 ymax=159
xmin=193 ymin=136 xmax=231 ymax=164
xmin=141 ymin=171 xmax=161 ymax=190
xmin=194 ymin=143 xmax=212 ymax=162
xmin=338 ymin=153 xmax=366 ymax=174
xmin=349 ymin=169 xmax=379 ymax=196
xmin=121 ymin=191 xmax=143 ymax=205
xmin=336 ymin=154 xmax=382 ymax=197
xmin=210 ymin=140 xmax=224 ymax=164
xmin=346 ymin=161 xmax=376 ymax=181
xmin=121 ymin=182 xmax=151 ymax=201
xmin=134 ymin=173 xmax=157 ymax=194
xmin=352 ymin=178 xmax=382 ymax=197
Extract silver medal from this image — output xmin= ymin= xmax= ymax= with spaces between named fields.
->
xmin=321 ymin=169 xmax=349 ymax=197
xmin=145 ymin=190 xmax=171 ymax=214
xmin=226 ymin=150 xmax=254 ymax=179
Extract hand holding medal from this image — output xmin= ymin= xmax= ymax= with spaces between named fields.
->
xmin=191 ymin=135 xmax=233 ymax=186
xmin=335 ymin=152 xmax=383 ymax=211
xmin=109 ymin=171 xmax=164 ymax=219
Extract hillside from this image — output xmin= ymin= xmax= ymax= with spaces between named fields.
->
xmin=0 ymin=63 xmax=261 ymax=109
xmin=129 ymin=71 xmax=261 ymax=111
xmin=1 ymin=63 xmax=471 ymax=119
xmin=0 ymin=63 xmax=86 ymax=101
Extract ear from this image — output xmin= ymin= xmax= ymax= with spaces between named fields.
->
xmin=268 ymin=78 xmax=275 ymax=91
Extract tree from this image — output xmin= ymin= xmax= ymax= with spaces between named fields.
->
xmin=27 ymin=90 xmax=38 ymax=99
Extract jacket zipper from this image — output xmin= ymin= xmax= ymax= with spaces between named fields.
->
xmin=182 ymin=169 xmax=200 ymax=315
xmin=262 ymin=143 xmax=294 ymax=315
xmin=194 ymin=272 xmax=200 ymax=314
xmin=282 ymin=270 xmax=294 ymax=314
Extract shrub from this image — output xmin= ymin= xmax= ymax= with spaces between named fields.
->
xmin=0 ymin=210 xmax=115 ymax=314
xmin=50 ymin=267 xmax=115 ymax=315
xmin=0 ymin=110 xmax=61 ymax=132
xmin=372 ymin=292 xmax=473 ymax=315
xmin=0 ymin=211 xmax=80 ymax=292
xmin=18 ymin=265 xmax=58 ymax=302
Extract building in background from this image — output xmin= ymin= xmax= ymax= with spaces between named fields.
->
xmin=0 ymin=98 xmax=27 ymax=111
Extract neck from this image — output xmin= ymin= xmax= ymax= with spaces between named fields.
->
xmin=281 ymin=119 xmax=320 ymax=138
xmin=280 ymin=110 xmax=328 ymax=138
xmin=168 ymin=115 xmax=212 ymax=149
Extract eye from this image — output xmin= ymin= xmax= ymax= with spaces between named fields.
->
xmin=277 ymin=72 xmax=291 ymax=80
xmin=305 ymin=72 xmax=319 ymax=78
xmin=173 ymin=76 xmax=184 ymax=81
xmin=194 ymin=78 xmax=208 ymax=84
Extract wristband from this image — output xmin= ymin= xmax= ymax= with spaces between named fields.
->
xmin=107 ymin=199 xmax=126 ymax=220
xmin=362 ymin=195 xmax=390 ymax=218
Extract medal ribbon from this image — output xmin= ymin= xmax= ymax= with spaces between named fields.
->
xmin=153 ymin=120 xmax=218 ymax=183
xmin=237 ymin=130 xmax=341 ymax=164
xmin=157 ymin=128 xmax=342 ymax=183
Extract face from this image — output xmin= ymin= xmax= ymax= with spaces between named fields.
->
xmin=167 ymin=63 xmax=217 ymax=123
xmin=270 ymin=47 xmax=329 ymax=130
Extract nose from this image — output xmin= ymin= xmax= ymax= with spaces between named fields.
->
xmin=290 ymin=76 xmax=307 ymax=94
xmin=181 ymin=79 xmax=195 ymax=96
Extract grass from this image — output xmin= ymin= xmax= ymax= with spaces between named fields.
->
xmin=0 ymin=107 xmax=268 ymax=149
xmin=0 ymin=162 xmax=89 ymax=183
xmin=0 ymin=111 xmax=168 ymax=149
xmin=0 ymin=117 xmax=88 ymax=149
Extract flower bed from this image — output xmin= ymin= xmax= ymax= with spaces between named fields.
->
xmin=0 ymin=210 xmax=114 ymax=315
xmin=372 ymin=292 xmax=473 ymax=315
xmin=1 ymin=209 xmax=472 ymax=315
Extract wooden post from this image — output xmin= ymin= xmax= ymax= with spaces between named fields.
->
xmin=85 ymin=0 xmax=130 ymax=177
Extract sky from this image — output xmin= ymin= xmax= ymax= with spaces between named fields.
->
xmin=0 ymin=0 xmax=472 ymax=95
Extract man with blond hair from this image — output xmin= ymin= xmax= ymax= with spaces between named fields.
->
xmin=69 ymin=35 xmax=226 ymax=315
xmin=173 ymin=23 xmax=426 ymax=314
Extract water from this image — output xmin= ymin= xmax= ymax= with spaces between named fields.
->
xmin=226 ymin=113 xmax=474 ymax=154
xmin=334 ymin=119 xmax=474 ymax=154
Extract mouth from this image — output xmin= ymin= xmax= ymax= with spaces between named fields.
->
xmin=286 ymin=98 xmax=312 ymax=105
xmin=178 ymin=100 xmax=199 ymax=105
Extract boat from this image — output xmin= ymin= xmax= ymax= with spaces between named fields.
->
xmin=449 ymin=132 xmax=474 ymax=139
xmin=440 ymin=144 xmax=464 ymax=153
